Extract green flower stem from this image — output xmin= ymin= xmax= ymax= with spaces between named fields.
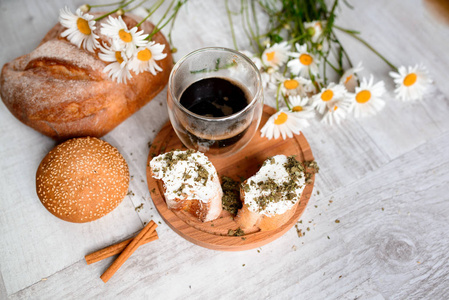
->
xmin=240 ymin=0 xmax=257 ymax=53
xmin=164 ymin=0 xmax=187 ymax=45
xmin=288 ymin=33 xmax=307 ymax=45
xmin=167 ymin=1 xmax=182 ymax=45
xmin=276 ymin=83 xmax=282 ymax=111
xmin=225 ymin=0 xmax=239 ymax=50
xmin=146 ymin=0 xmax=185 ymax=41
xmin=322 ymin=55 xmax=328 ymax=85
xmin=283 ymin=95 xmax=291 ymax=110
xmin=243 ymin=0 xmax=262 ymax=52
xmin=250 ymin=0 xmax=261 ymax=51
xmin=125 ymin=0 xmax=150 ymax=12
xmin=94 ymin=0 xmax=135 ymax=21
xmin=301 ymin=0 xmax=311 ymax=23
xmin=136 ymin=0 xmax=164 ymax=27
xmin=324 ymin=58 xmax=339 ymax=73
xmin=332 ymin=31 xmax=353 ymax=68
xmin=154 ymin=0 xmax=176 ymax=29
xmin=334 ymin=25 xmax=398 ymax=71
xmin=89 ymin=1 xmax=124 ymax=8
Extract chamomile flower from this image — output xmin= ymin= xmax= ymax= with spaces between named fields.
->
xmin=240 ymin=50 xmax=263 ymax=69
xmin=287 ymin=43 xmax=319 ymax=77
xmin=288 ymin=96 xmax=315 ymax=129
xmin=261 ymin=68 xmax=279 ymax=91
xmin=321 ymin=100 xmax=351 ymax=125
xmin=98 ymin=43 xmax=132 ymax=84
xmin=59 ymin=7 xmax=99 ymax=52
xmin=240 ymin=50 xmax=277 ymax=90
xmin=261 ymin=109 xmax=306 ymax=140
xmin=261 ymin=42 xmax=290 ymax=70
xmin=101 ymin=16 xmax=148 ymax=57
xmin=340 ymin=62 xmax=363 ymax=92
xmin=129 ymin=41 xmax=167 ymax=75
xmin=311 ymin=83 xmax=347 ymax=114
xmin=304 ymin=20 xmax=323 ymax=43
xmin=349 ymin=75 xmax=386 ymax=118
xmin=288 ymin=95 xmax=314 ymax=113
xmin=276 ymin=75 xmax=314 ymax=97
xmin=389 ymin=64 xmax=432 ymax=101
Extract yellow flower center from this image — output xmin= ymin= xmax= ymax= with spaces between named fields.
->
xmin=403 ymin=73 xmax=417 ymax=87
xmin=344 ymin=74 xmax=353 ymax=84
xmin=137 ymin=48 xmax=152 ymax=61
xmin=76 ymin=18 xmax=91 ymax=35
xmin=284 ymin=79 xmax=299 ymax=90
xmin=356 ymin=90 xmax=371 ymax=103
xmin=115 ymin=51 xmax=124 ymax=64
xmin=119 ymin=29 xmax=133 ymax=43
xmin=292 ymin=106 xmax=303 ymax=112
xmin=274 ymin=112 xmax=288 ymax=125
xmin=299 ymin=54 xmax=313 ymax=66
xmin=266 ymin=51 xmax=275 ymax=62
xmin=321 ymin=89 xmax=334 ymax=102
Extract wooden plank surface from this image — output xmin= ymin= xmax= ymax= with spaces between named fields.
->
xmin=0 ymin=0 xmax=449 ymax=299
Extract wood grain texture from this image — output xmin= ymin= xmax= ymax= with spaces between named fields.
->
xmin=146 ymin=106 xmax=315 ymax=251
xmin=0 ymin=0 xmax=449 ymax=299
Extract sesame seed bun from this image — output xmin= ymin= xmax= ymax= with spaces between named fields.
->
xmin=36 ymin=137 xmax=129 ymax=223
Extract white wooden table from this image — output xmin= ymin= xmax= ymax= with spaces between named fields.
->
xmin=1 ymin=0 xmax=449 ymax=298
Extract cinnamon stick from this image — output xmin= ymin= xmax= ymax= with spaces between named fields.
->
xmin=85 ymin=230 xmax=158 ymax=265
xmin=100 ymin=221 xmax=158 ymax=283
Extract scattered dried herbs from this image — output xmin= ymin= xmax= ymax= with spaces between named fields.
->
xmin=303 ymin=160 xmax=320 ymax=184
xmin=245 ymin=156 xmax=306 ymax=212
xmin=195 ymin=163 xmax=209 ymax=186
xmin=228 ymin=228 xmax=244 ymax=236
xmin=135 ymin=203 xmax=144 ymax=212
xmin=221 ymin=176 xmax=242 ymax=216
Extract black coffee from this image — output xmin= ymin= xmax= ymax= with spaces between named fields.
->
xmin=180 ymin=77 xmax=250 ymax=117
xmin=179 ymin=77 xmax=253 ymax=153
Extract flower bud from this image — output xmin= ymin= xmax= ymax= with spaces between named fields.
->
xmin=117 ymin=8 xmax=125 ymax=16
xmin=171 ymin=47 xmax=178 ymax=53
xmin=266 ymin=67 xmax=275 ymax=74
xmin=262 ymin=38 xmax=270 ymax=47
xmin=79 ymin=4 xmax=91 ymax=13
xmin=306 ymin=27 xmax=315 ymax=37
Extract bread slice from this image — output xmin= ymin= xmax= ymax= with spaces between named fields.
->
xmin=235 ymin=155 xmax=306 ymax=231
xmin=150 ymin=150 xmax=223 ymax=222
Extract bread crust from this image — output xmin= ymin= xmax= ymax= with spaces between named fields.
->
xmin=36 ymin=137 xmax=129 ymax=223
xmin=0 ymin=13 xmax=173 ymax=140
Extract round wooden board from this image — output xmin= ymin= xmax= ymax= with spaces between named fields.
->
xmin=146 ymin=105 xmax=315 ymax=251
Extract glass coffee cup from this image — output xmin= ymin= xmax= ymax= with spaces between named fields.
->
xmin=167 ymin=47 xmax=263 ymax=157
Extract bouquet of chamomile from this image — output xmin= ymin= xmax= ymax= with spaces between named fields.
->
xmin=226 ymin=0 xmax=432 ymax=139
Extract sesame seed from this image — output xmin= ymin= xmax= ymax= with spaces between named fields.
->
xmin=36 ymin=137 xmax=129 ymax=223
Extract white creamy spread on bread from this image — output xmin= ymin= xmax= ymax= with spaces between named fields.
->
xmin=150 ymin=150 xmax=220 ymax=205
xmin=242 ymin=155 xmax=306 ymax=216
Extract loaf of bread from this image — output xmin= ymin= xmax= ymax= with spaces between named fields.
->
xmin=0 ymin=13 xmax=172 ymax=140
xmin=36 ymin=137 xmax=129 ymax=223
xmin=150 ymin=150 xmax=223 ymax=222
xmin=235 ymin=155 xmax=306 ymax=231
